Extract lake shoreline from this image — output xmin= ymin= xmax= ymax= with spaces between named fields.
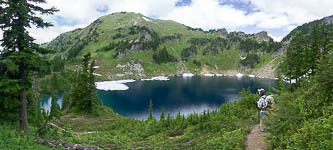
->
xmin=96 ymin=71 xmax=279 ymax=82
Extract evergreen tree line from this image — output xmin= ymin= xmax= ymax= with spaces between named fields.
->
xmin=0 ymin=0 xmax=58 ymax=130
xmin=279 ymin=23 xmax=333 ymax=86
xmin=62 ymin=53 xmax=100 ymax=114
xmin=265 ymin=23 xmax=333 ymax=149
xmin=239 ymin=38 xmax=281 ymax=54
xmin=152 ymin=47 xmax=177 ymax=64
xmin=240 ymin=53 xmax=259 ymax=68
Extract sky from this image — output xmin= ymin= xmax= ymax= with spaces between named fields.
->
xmin=2 ymin=0 xmax=333 ymax=44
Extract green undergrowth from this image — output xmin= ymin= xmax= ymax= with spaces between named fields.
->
xmin=0 ymin=125 xmax=60 ymax=150
xmin=58 ymin=89 xmax=259 ymax=149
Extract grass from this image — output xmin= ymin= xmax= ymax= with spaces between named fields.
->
xmin=54 ymin=90 xmax=259 ymax=149
xmin=0 ymin=125 xmax=57 ymax=150
xmin=47 ymin=12 xmax=278 ymax=81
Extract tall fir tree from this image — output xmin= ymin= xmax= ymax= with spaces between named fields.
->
xmin=89 ymin=60 xmax=99 ymax=114
xmin=148 ymin=99 xmax=153 ymax=120
xmin=160 ymin=108 xmax=165 ymax=121
xmin=49 ymin=94 xmax=61 ymax=121
xmin=0 ymin=0 xmax=58 ymax=130
xmin=69 ymin=52 xmax=99 ymax=114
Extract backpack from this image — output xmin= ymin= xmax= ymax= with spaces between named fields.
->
xmin=265 ymin=95 xmax=275 ymax=108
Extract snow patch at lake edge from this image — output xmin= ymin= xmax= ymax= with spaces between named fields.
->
xmin=183 ymin=73 xmax=194 ymax=77
xmin=95 ymin=79 xmax=135 ymax=91
xmin=141 ymin=76 xmax=169 ymax=81
xmin=248 ymin=74 xmax=255 ymax=78
xmin=236 ymin=73 xmax=243 ymax=78
xmin=204 ymin=74 xmax=214 ymax=77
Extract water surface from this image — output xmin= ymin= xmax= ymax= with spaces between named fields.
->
xmin=98 ymin=76 xmax=278 ymax=120
xmin=41 ymin=76 xmax=278 ymax=120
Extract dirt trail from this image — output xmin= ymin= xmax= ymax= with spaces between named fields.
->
xmin=246 ymin=124 xmax=269 ymax=150
xmin=48 ymin=122 xmax=97 ymax=135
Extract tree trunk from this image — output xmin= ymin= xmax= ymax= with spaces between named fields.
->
xmin=19 ymin=63 xmax=28 ymax=130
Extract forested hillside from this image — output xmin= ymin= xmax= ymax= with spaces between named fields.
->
xmin=1 ymin=0 xmax=333 ymax=148
xmin=45 ymin=12 xmax=282 ymax=80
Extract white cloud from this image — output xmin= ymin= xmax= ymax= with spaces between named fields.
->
xmin=161 ymin=0 xmax=257 ymax=30
xmin=250 ymin=0 xmax=333 ymax=24
xmin=268 ymin=33 xmax=283 ymax=42
xmin=3 ymin=0 xmax=333 ymax=44
xmin=286 ymin=25 xmax=297 ymax=32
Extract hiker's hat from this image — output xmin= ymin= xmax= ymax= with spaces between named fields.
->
xmin=258 ymin=88 xmax=265 ymax=95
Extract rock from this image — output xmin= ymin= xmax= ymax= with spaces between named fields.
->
xmin=208 ymin=28 xmax=228 ymax=37
xmin=139 ymin=30 xmax=151 ymax=42
xmin=74 ymin=144 xmax=85 ymax=150
xmin=216 ymin=28 xmax=228 ymax=37
xmin=104 ymin=144 xmax=117 ymax=148
xmin=85 ymin=146 xmax=100 ymax=150
xmin=324 ymin=15 xmax=333 ymax=24
xmin=62 ymin=142 xmax=71 ymax=148
xmin=40 ymin=140 xmax=99 ymax=150
xmin=254 ymin=31 xmax=271 ymax=42
xmin=42 ymin=140 xmax=50 ymax=146
xmin=229 ymin=31 xmax=247 ymax=39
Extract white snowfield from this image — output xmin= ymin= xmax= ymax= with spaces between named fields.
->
xmin=142 ymin=17 xmax=151 ymax=22
xmin=283 ymin=79 xmax=296 ymax=84
xmin=248 ymin=74 xmax=255 ymax=78
xmin=93 ymin=73 xmax=102 ymax=77
xmin=141 ymin=76 xmax=169 ymax=81
xmin=204 ymin=74 xmax=214 ymax=77
xmin=92 ymin=66 xmax=99 ymax=69
xmin=216 ymin=74 xmax=223 ymax=76
xmin=183 ymin=73 xmax=194 ymax=77
xmin=95 ymin=80 xmax=136 ymax=91
xmin=236 ymin=73 xmax=243 ymax=78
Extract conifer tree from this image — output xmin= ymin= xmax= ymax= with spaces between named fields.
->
xmin=0 ymin=0 xmax=58 ymax=130
xmin=160 ymin=108 xmax=165 ymax=121
xmin=148 ymin=99 xmax=153 ymax=120
xmin=167 ymin=113 xmax=171 ymax=122
xmin=89 ymin=60 xmax=99 ymax=114
xmin=51 ymin=73 xmax=59 ymax=92
xmin=69 ymin=52 xmax=99 ymax=114
xmin=49 ymin=94 xmax=61 ymax=121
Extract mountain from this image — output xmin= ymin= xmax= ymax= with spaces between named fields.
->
xmin=282 ymin=15 xmax=333 ymax=43
xmin=46 ymin=12 xmax=282 ymax=80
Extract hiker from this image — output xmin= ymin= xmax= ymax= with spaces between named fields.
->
xmin=257 ymin=88 xmax=268 ymax=132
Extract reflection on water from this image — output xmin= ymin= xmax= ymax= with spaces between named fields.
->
xmin=98 ymin=76 xmax=278 ymax=120
xmin=41 ymin=76 xmax=278 ymax=120
xmin=40 ymin=94 xmax=63 ymax=113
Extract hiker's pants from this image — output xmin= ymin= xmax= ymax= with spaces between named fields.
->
xmin=260 ymin=111 xmax=266 ymax=129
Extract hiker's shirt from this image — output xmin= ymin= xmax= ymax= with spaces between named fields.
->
xmin=257 ymin=95 xmax=267 ymax=111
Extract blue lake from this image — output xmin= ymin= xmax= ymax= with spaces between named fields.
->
xmin=41 ymin=76 xmax=278 ymax=120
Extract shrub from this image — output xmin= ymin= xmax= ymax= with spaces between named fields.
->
xmin=153 ymin=47 xmax=177 ymax=64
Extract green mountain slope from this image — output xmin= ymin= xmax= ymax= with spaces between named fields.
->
xmin=46 ymin=12 xmax=282 ymax=80
xmin=282 ymin=15 xmax=333 ymax=43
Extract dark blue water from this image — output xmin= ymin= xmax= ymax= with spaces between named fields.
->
xmin=40 ymin=94 xmax=63 ymax=113
xmin=41 ymin=76 xmax=278 ymax=120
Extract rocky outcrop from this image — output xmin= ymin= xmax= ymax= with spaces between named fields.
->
xmin=115 ymin=60 xmax=145 ymax=78
xmin=229 ymin=31 xmax=247 ymax=39
xmin=39 ymin=140 xmax=99 ymax=150
xmin=209 ymin=28 xmax=228 ymax=37
xmin=254 ymin=31 xmax=271 ymax=42
xmin=324 ymin=15 xmax=333 ymax=24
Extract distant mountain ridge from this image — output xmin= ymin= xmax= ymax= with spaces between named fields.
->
xmin=46 ymin=12 xmax=333 ymax=80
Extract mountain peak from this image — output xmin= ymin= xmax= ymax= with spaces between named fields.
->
xmin=254 ymin=31 xmax=271 ymax=42
xmin=324 ymin=15 xmax=333 ymax=24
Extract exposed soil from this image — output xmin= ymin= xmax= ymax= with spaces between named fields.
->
xmin=246 ymin=124 xmax=270 ymax=150
xmin=252 ymin=57 xmax=278 ymax=79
